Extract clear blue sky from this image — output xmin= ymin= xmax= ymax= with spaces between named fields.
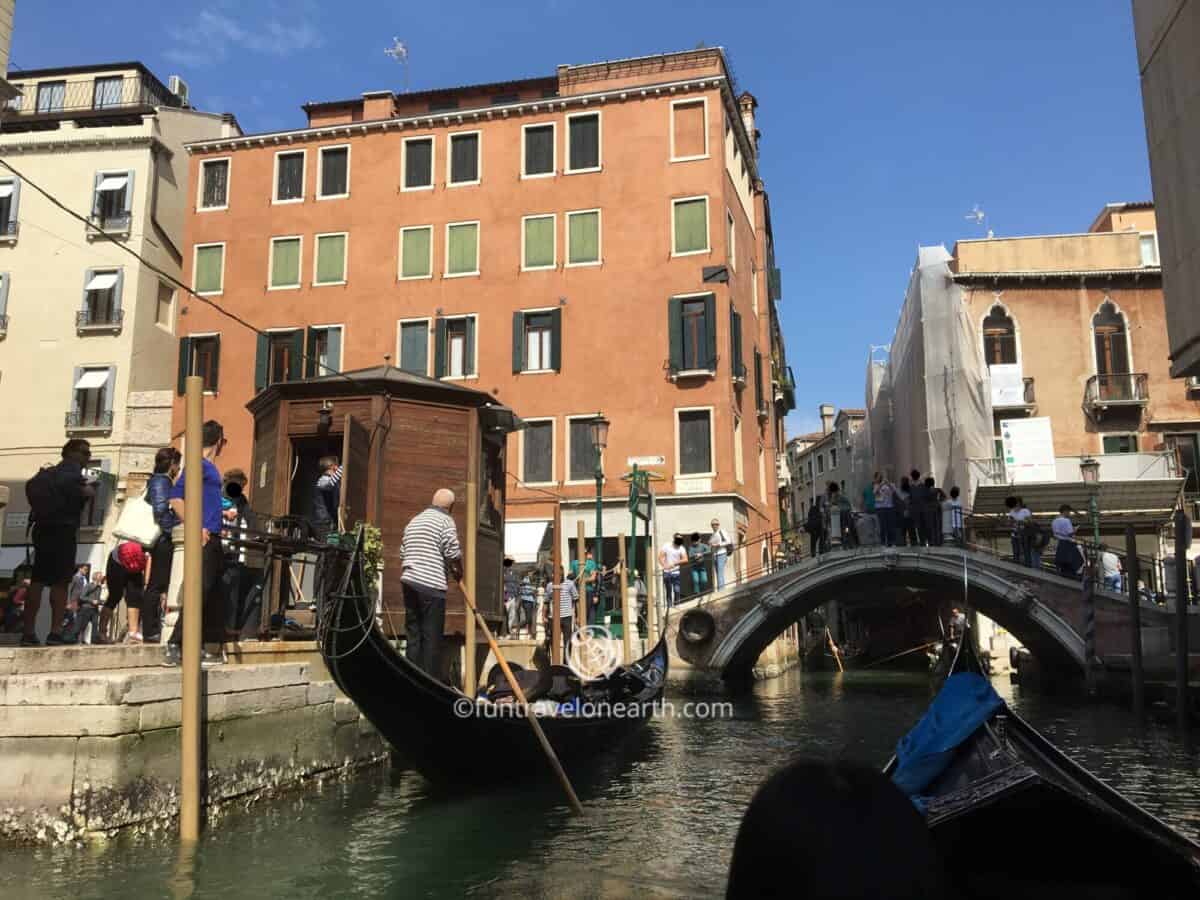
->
xmin=11 ymin=1 xmax=1152 ymax=437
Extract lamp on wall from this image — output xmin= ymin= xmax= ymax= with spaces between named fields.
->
xmin=318 ymin=401 xmax=333 ymax=432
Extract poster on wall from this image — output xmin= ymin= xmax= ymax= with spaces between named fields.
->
xmin=989 ymin=364 xmax=1025 ymax=407
xmin=1000 ymin=416 xmax=1056 ymax=483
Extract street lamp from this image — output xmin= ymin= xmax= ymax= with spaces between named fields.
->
xmin=590 ymin=414 xmax=610 ymax=620
xmin=1079 ymin=457 xmax=1101 ymax=546
xmin=1079 ymin=456 xmax=1101 ymax=695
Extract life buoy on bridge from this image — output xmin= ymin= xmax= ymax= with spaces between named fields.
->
xmin=679 ymin=609 xmax=716 ymax=645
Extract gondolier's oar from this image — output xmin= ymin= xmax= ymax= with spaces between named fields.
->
xmin=460 ymin=586 xmax=586 ymax=816
xmin=862 ymin=640 xmax=940 ymax=670
xmin=825 ymin=626 xmax=844 ymax=673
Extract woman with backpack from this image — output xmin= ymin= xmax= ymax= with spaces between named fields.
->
xmin=806 ymin=501 xmax=825 ymax=557
xmin=141 ymin=447 xmax=181 ymax=643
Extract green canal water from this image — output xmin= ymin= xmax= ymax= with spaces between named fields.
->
xmin=7 ymin=671 xmax=1200 ymax=899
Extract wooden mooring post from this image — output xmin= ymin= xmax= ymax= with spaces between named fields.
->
xmin=1174 ymin=508 xmax=1190 ymax=737
xmin=1125 ymin=525 xmax=1144 ymax=719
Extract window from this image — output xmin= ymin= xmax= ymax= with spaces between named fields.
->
xmin=523 ymin=420 xmax=554 ymax=485
xmin=567 ymin=112 xmax=600 ymax=173
xmin=566 ymin=209 xmax=600 ymax=266
xmin=6 ymin=85 xmax=21 ymax=111
xmin=807 ymin=459 xmax=813 ymax=480
xmin=0 ymin=177 xmax=20 ymax=236
xmin=177 ymin=335 xmax=220 ymax=393
xmin=522 ymin=214 xmax=555 ymax=270
xmin=1093 ymin=301 xmax=1131 ymax=400
xmin=668 ymin=293 xmax=716 ymax=373
xmin=274 ymin=151 xmax=305 ymax=203
xmin=1102 ymin=435 xmax=1138 ymax=454
xmin=830 ymin=448 xmax=838 ymax=468
xmin=70 ymin=366 xmax=113 ymax=429
xmin=80 ymin=268 xmax=122 ymax=328
xmin=759 ymin=449 xmax=768 ymax=506
xmin=730 ymin=305 xmax=745 ymax=382
xmin=155 ymin=282 xmax=174 ymax=331
xmin=672 ymin=196 xmax=709 ymax=255
xmin=305 ymin=325 xmax=342 ymax=377
xmin=402 ymin=137 xmax=434 ymax=190
xmin=318 ymin=146 xmax=350 ymax=199
xmin=983 ymin=305 xmax=1017 ymax=365
xmin=734 ymin=415 xmax=744 ymax=483
xmin=398 ymin=319 xmax=430 ymax=375
xmin=1166 ymin=433 xmax=1200 ymax=495
xmin=314 ymin=233 xmax=347 ymax=285
xmin=726 ymin=209 xmax=736 ymax=268
xmin=269 ymin=236 xmax=302 ymax=289
xmin=670 ymin=98 xmax=707 ymax=161
xmin=92 ymin=171 xmax=133 ymax=231
xmin=399 ymin=225 xmax=433 ymax=279
xmin=754 ymin=348 xmax=765 ymax=412
xmin=92 ymin=76 xmax=123 ymax=109
xmin=35 ymin=81 xmax=65 ymax=113
xmin=1140 ymin=233 xmax=1160 ymax=267
xmin=817 ymin=454 xmax=825 ymax=474
xmin=434 ymin=316 xmax=476 ymax=379
xmin=199 ymin=159 xmax=229 ymax=210
xmin=448 ymin=131 xmax=480 ymax=186
xmin=193 ymin=243 xmax=224 ymax=295
xmin=445 ymin=221 xmax=479 ymax=277
xmin=678 ymin=409 xmax=713 ymax=476
xmin=568 ymin=417 xmax=597 ymax=482
xmin=513 ymin=310 xmax=561 ymax=373
xmin=522 ymin=123 xmax=555 ymax=178
xmin=255 ymin=330 xmax=303 ymax=388
xmin=751 ymin=264 xmax=759 ymax=316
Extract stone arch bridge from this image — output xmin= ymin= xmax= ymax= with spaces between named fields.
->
xmin=666 ymin=546 xmax=1172 ymax=683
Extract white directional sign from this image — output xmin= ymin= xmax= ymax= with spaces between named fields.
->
xmin=626 ymin=455 xmax=666 ymax=467
xmin=1000 ymin=416 xmax=1056 ymax=483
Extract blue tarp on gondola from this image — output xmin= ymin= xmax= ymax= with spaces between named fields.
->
xmin=891 ymin=673 xmax=1003 ymax=798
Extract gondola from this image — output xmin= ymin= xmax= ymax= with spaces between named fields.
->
xmin=318 ymin=540 xmax=668 ymax=785
xmin=884 ymin=653 xmax=1200 ymax=896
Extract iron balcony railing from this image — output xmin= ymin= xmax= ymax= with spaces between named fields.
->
xmin=87 ymin=212 xmax=131 ymax=234
xmin=0 ymin=219 xmax=17 ymax=239
xmin=76 ymin=307 xmax=124 ymax=331
xmin=65 ymin=409 xmax=114 ymax=430
xmin=1084 ymin=373 xmax=1149 ymax=408
xmin=8 ymin=73 xmax=180 ymax=118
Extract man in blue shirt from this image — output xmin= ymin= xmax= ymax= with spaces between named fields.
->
xmin=163 ymin=420 xmax=228 ymax=668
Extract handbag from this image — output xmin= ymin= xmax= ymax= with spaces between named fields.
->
xmin=112 ymin=490 xmax=162 ymax=547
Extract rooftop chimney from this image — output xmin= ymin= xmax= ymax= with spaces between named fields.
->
xmin=738 ymin=91 xmax=759 ymax=159
xmin=819 ymin=404 xmax=835 ymax=435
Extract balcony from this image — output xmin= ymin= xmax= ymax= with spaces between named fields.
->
xmin=0 ymin=219 xmax=17 ymax=244
xmin=969 ymin=450 xmax=1178 ymax=487
xmin=772 ymin=365 xmax=796 ymax=411
xmin=992 ymin=376 xmax=1036 ymax=415
xmin=1083 ymin=373 xmax=1149 ymax=423
xmin=65 ymin=410 xmax=114 ymax=432
xmin=732 ymin=361 xmax=747 ymax=386
xmin=76 ymin=307 xmax=124 ymax=334
xmin=4 ymin=73 xmax=180 ymax=131
xmin=86 ymin=212 xmax=131 ymax=237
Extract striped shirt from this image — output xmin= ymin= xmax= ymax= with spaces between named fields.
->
xmin=400 ymin=507 xmax=462 ymax=592
xmin=557 ymin=580 xmax=578 ymax=619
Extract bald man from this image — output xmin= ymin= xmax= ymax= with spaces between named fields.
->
xmin=399 ymin=489 xmax=462 ymax=676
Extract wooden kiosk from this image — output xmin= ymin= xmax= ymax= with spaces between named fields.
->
xmin=245 ymin=366 xmax=517 ymax=671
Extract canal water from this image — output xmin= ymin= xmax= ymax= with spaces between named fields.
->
xmin=7 ymin=670 xmax=1199 ymax=899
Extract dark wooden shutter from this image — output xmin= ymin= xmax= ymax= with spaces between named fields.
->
xmin=305 ymin=327 xmax=318 ymax=377
xmin=754 ymin=349 xmax=764 ymax=411
xmin=703 ymin=294 xmax=717 ymax=370
xmin=176 ymin=337 xmax=192 ymax=394
xmin=464 ymin=317 xmax=476 ymax=376
xmin=512 ymin=311 xmax=525 ymax=373
xmin=210 ymin=336 xmax=220 ymax=392
xmin=288 ymin=330 xmax=303 ymax=381
xmin=254 ymin=333 xmax=269 ymax=392
xmin=433 ymin=318 xmax=447 ymax=378
xmin=550 ymin=308 xmax=562 ymax=371
xmin=668 ymin=297 xmax=683 ymax=372
xmin=340 ymin=414 xmax=372 ymax=528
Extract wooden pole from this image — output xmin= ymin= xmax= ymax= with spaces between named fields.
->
xmin=826 ymin=626 xmax=844 ymax=673
xmin=576 ymin=520 xmax=587 ymax=626
xmin=464 ymin=413 xmax=479 ymax=698
xmin=1174 ymin=508 xmax=1190 ymax=736
xmin=461 ymin=589 xmax=585 ymax=816
xmin=647 ymin=542 xmax=660 ymax=644
xmin=179 ymin=376 xmax=203 ymax=843
xmin=1125 ymin=525 xmax=1144 ymax=719
xmin=551 ymin=501 xmax=562 ymax=665
xmin=619 ymin=532 xmax=632 ymax=662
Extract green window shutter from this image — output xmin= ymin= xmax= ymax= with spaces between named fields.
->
xmin=433 ymin=318 xmax=447 ymax=378
xmin=754 ymin=349 xmax=764 ymax=411
xmin=550 ymin=308 xmax=562 ymax=371
xmin=305 ymin=326 xmax=318 ymax=377
xmin=194 ymin=245 xmax=223 ymax=293
xmin=254 ymin=333 xmax=269 ymax=392
xmin=288 ymin=330 xmax=303 ymax=381
xmin=271 ymin=238 xmax=300 ymax=288
xmin=703 ymin=294 xmax=717 ymax=370
xmin=316 ymin=234 xmax=346 ymax=284
xmin=729 ymin=305 xmax=740 ymax=378
xmin=568 ymin=211 xmax=599 ymax=264
xmin=447 ymin=223 xmax=478 ymax=275
xmin=464 ymin=317 xmax=476 ymax=376
xmin=401 ymin=227 xmax=431 ymax=278
xmin=667 ymin=297 xmax=683 ymax=372
xmin=176 ymin=337 xmax=192 ymax=395
xmin=326 ymin=328 xmax=342 ymax=373
xmin=673 ymin=198 xmax=708 ymax=254
xmin=512 ymin=311 xmax=525 ymax=373
xmin=524 ymin=216 xmax=554 ymax=268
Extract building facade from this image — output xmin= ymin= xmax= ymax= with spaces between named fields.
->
xmin=0 ymin=62 xmax=239 ymax=575
xmin=786 ymin=404 xmax=865 ymax=525
xmin=173 ymin=49 xmax=793 ymax=572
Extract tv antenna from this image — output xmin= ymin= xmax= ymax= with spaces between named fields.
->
xmin=965 ymin=204 xmax=993 ymax=238
xmin=385 ymin=38 xmax=409 ymax=93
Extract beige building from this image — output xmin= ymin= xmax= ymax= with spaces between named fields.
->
xmin=0 ymin=2 xmax=18 ymax=108
xmin=787 ymin=404 xmax=866 ymax=525
xmin=0 ymin=62 xmax=238 ymax=575
xmin=1133 ymin=0 xmax=1200 ymax=379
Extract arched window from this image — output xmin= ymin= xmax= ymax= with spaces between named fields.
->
xmin=1092 ymin=301 xmax=1129 ymax=377
xmin=982 ymin=305 xmax=1017 ymax=365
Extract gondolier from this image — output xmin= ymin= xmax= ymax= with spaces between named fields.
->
xmin=400 ymin=489 xmax=463 ymax=677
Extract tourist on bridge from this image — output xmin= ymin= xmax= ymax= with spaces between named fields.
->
xmin=873 ymin=472 xmax=897 ymax=547
xmin=1051 ymin=504 xmax=1083 ymax=579
xmin=553 ymin=565 xmax=577 ymax=658
xmin=1006 ymin=496 xmax=1032 ymax=566
xmin=1100 ymin=548 xmax=1123 ymax=591
xmin=941 ymin=486 xmax=964 ymax=546
xmin=709 ymin=518 xmax=733 ymax=590
xmin=896 ymin=475 xmax=917 ymax=546
xmin=571 ymin=548 xmax=600 ymax=623
xmin=805 ymin=499 xmax=825 ymax=556
xmin=687 ymin=531 xmax=709 ymax=596
xmin=659 ymin=535 xmax=686 ymax=607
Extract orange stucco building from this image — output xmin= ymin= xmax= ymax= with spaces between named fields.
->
xmin=173 ymin=49 xmax=794 ymax=570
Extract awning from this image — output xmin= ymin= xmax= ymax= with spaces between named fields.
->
xmin=97 ymin=175 xmax=128 ymax=192
xmin=74 ymin=369 xmax=110 ymax=390
xmin=504 ymin=520 xmax=550 ymax=564
xmin=0 ymin=184 xmax=13 ymax=199
xmin=971 ymin=479 xmax=1184 ymax=519
xmin=85 ymin=271 xmax=119 ymax=291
